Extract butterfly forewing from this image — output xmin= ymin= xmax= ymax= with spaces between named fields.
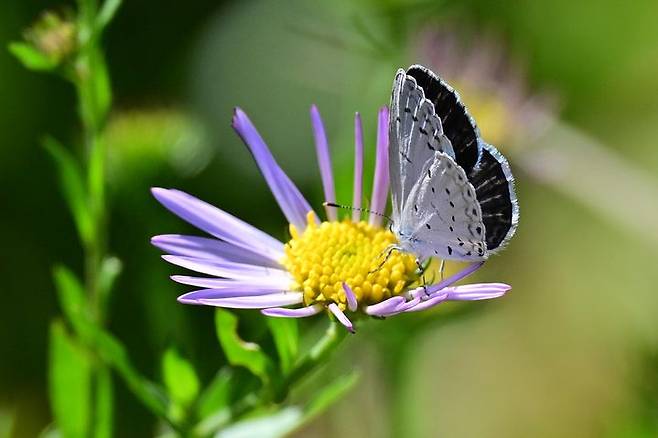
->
xmin=406 ymin=65 xmax=481 ymax=174
xmin=389 ymin=69 xmax=454 ymax=217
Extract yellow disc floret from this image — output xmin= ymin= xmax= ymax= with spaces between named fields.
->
xmin=282 ymin=212 xmax=419 ymax=311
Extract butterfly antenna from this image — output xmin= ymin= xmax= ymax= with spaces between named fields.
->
xmin=323 ymin=202 xmax=394 ymax=225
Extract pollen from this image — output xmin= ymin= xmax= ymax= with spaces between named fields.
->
xmin=282 ymin=211 xmax=418 ymax=311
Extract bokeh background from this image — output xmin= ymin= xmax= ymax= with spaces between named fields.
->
xmin=2 ymin=0 xmax=658 ymax=436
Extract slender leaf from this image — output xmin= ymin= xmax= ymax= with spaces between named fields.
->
xmin=197 ymin=368 xmax=234 ymax=418
xmin=49 ymin=321 xmax=92 ymax=438
xmin=162 ymin=347 xmax=200 ymax=407
xmin=43 ymin=137 xmax=94 ymax=244
xmin=215 ymin=407 xmax=303 ymax=438
xmin=94 ymin=366 xmax=113 ymax=438
xmin=214 ymin=310 xmax=275 ymax=384
xmin=52 ymin=265 xmax=88 ymax=330
xmin=98 ymin=256 xmax=122 ymax=315
xmin=8 ymin=42 xmax=57 ymax=71
xmin=266 ymin=318 xmax=298 ymax=375
xmin=96 ymin=0 xmax=122 ymax=31
xmin=304 ymin=372 xmax=358 ymax=420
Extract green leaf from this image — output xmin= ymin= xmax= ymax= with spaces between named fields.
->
xmin=266 ymin=318 xmax=298 ymax=375
xmin=94 ymin=366 xmax=113 ymax=438
xmin=215 ymin=407 xmax=303 ymax=438
xmin=162 ymin=347 xmax=200 ymax=407
xmin=197 ymin=368 xmax=233 ymax=418
xmin=96 ymin=0 xmax=122 ymax=31
xmin=43 ymin=137 xmax=94 ymax=245
xmin=49 ymin=320 xmax=92 ymax=438
xmin=98 ymin=256 xmax=122 ymax=315
xmin=304 ymin=371 xmax=358 ymax=420
xmin=52 ymin=265 xmax=88 ymax=333
xmin=214 ymin=309 xmax=275 ymax=384
xmin=8 ymin=42 xmax=57 ymax=71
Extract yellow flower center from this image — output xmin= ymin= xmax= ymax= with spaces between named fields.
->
xmin=282 ymin=212 xmax=419 ymax=310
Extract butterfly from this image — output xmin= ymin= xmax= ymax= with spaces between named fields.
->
xmin=389 ymin=65 xmax=519 ymax=262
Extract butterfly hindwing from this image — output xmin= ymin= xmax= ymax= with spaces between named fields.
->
xmin=397 ymin=152 xmax=487 ymax=261
xmin=467 ymin=142 xmax=519 ymax=253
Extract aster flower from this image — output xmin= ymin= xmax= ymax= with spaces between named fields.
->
xmin=151 ymin=106 xmax=510 ymax=333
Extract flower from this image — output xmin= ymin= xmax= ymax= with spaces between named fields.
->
xmin=415 ymin=27 xmax=557 ymax=151
xmin=151 ymin=106 xmax=510 ymax=333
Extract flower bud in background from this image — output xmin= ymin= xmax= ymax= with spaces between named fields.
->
xmin=414 ymin=27 xmax=557 ymax=151
xmin=21 ymin=10 xmax=77 ymax=69
xmin=105 ymin=109 xmax=213 ymax=187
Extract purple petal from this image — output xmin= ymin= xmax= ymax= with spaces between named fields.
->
xmin=328 ymin=303 xmax=355 ymax=333
xmin=171 ymin=275 xmax=290 ymax=290
xmin=195 ymin=292 xmax=304 ymax=309
xmin=162 ymin=255 xmax=290 ymax=281
xmin=232 ymin=108 xmax=317 ymax=231
xmin=364 ymin=296 xmax=406 ymax=316
xmin=151 ymin=188 xmax=284 ymax=262
xmin=402 ymin=291 xmax=449 ymax=313
xmin=446 ymin=283 xmax=511 ymax=300
xmin=352 ymin=112 xmax=364 ymax=222
xmin=342 ymin=283 xmax=358 ymax=312
xmin=178 ymin=287 xmax=284 ymax=303
xmin=422 ymin=261 xmax=486 ymax=296
xmin=151 ymin=234 xmax=281 ymax=268
xmin=311 ymin=105 xmax=336 ymax=221
xmin=261 ymin=304 xmax=324 ymax=318
xmin=369 ymin=106 xmax=390 ymax=226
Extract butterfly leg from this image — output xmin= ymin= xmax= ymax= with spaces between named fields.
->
xmin=369 ymin=245 xmax=399 ymax=274
xmin=415 ymin=258 xmax=430 ymax=297
xmin=439 ymin=259 xmax=446 ymax=281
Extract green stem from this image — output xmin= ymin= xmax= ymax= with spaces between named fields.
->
xmin=195 ymin=321 xmax=348 ymax=437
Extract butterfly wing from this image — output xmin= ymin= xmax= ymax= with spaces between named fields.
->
xmin=397 ymin=152 xmax=487 ymax=261
xmin=389 ymin=69 xmax=455 ymax=219
xmin=406 ymin=65 xmax=482 ymax=174
xmin=467 ymin=142 xmax=519 ymax=253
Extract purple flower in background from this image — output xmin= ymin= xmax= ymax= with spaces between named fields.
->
xmin=152 ymin=106 xmax=510 ymax=333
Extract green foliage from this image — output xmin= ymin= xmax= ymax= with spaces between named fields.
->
xmin=52 ymin=265 xmax=88 ymax=331
xmin=197 ymin=368 xmax=234 ymax=418
xmin=162 ymin=347 xmax=200 ymax=408
xmin=215 ymin=407 xmax=303 ymax=438
xmin=96 ymin=0 xmax=122 ymax=31
xmin=43 ymin=137 xmax=94 ymax=245
xmin=304 ymin=371 xmax=358 ymax=420
xmin=49 ymin=321 xmax=93 ymax=438
xmin=7 ymin=42 xmax=58 ymax=71
xmin=266 ymin=318 xmax=298 ymax=375
xmin=94 ymin=366 xmax=114 ymax=438
xmin=215 ymin=309 xmax=276 ymax=385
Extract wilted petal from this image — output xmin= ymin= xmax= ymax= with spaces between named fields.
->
xmin=402 ymin=291 xmax=449 ymax=313
xmin=163 ymin=255 xmax=290 ymax=281
xmin=261 ymin=304 xmax=324 ymax=318
xmin=232 ymin=108 xmax=317 ymax=231
xmin=364 ymin=296 xmax=406 ymax=316
xmin=328 ymin=303 xmax=355 ymax=333
xmin=178 ymin=287 xmax=284 ymax=303
xmin=171 ymin=275 xmax=291 ymax=290
xmin=151 ymin=188 xmax=283 ymax=262
xmin=151 ymin=234 xmax=281 ymax=268
xmin=196 ymin=292 xmax=304 ymax=309
xmin=311 ymin=105 xmax=336 ymax=221
xmin=342 ymin=283 xmax=358 ymax=312
xmin=446 ymin=283 xmax=511 ymax=300
xmin=352 ymin=112 xmax=364 ymax=222
xmin=369 ymin=106 xmax=390 ymax=226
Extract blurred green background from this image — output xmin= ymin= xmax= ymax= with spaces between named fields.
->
xmin=2 ymin=0 xmax=658 ymax=436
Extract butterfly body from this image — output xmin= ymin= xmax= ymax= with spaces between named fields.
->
xmin=389 ymin=65 xmax=519 ymax=262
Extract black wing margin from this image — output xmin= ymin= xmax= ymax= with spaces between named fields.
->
xmin=467 ymin=142 xmax=519 ymax=252
xmin=406 ymin=65 xmax=481 ymax=175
